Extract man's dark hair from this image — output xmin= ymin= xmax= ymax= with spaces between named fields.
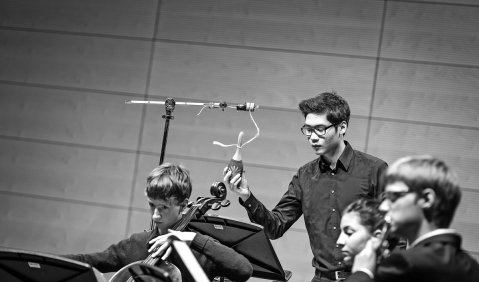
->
xmin=298 ymin=91 xmax=350 ymax=126
xmin=146 ymin=163 xmax=192 ymax=205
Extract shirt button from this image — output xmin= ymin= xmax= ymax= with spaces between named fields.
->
xmin=331 ymin=172 xmax=334 ymax=175
xmin=333 ymin=226 xmax=337 ymax=230
xmin=248 ymin=204 xmax=252 ymax=207
xmin=331 ymin=190 xmax=335 ymax=194
xmin=332 ymin=208 xmax=336 ymax=212
xmin=338 ymin=262 xmax=342 ymax=265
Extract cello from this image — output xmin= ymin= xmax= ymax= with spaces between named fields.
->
xmin=109 ymin=182 xmax=230 ymax=282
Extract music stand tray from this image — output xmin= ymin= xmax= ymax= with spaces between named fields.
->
xmin=0 ymin=247 xmax=105 ymax=282
xmin=187 ymin=214 xmax=288 ymax=281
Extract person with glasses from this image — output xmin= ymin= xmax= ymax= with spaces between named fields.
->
xmin=345 ymin=155 xmax=479 ymax=282
xmin=224 ymin=91 xmax=388 ymax=282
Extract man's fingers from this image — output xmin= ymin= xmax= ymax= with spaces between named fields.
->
xmin=231 ymin=173 xmax=240 ymax=184
xmin=148 ymin=234 xmax=172 ymax=252
xmin=152 ymin=242 xmax=169 ymax=258
xmin=223 ymin=170 xmax=232 ymax=182
xmin=161 ymin=246 xmax=172 ymax=260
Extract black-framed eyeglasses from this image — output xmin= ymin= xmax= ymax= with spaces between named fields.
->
xmin=300 ymin=123 xmax=337 ymax=137
xmin=380 ymin=191 xmax=412 ymax=203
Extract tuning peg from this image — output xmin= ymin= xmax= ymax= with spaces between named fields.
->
xmin=221 ymin=199 xmax=230 ymax=207
xmin=211 ymin=202 xmax=221 ymax=210
xmin=210 ymin=181 xmax=227 ymax=199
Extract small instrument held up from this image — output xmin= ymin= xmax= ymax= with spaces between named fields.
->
xmin=226 ymin=131 xmax=244 ymax=184
xmin=376 ymin=215 xmax=397 ymax=264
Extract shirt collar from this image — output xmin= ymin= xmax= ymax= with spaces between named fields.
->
xmin=409 ymin=228 xmax=459 ymax=248
xmin=318 ymin=141 xmax=353 ymax=172
xmin=339 ymin=141 xmax=353 ymax=171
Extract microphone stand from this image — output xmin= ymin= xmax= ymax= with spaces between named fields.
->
xmin=149 ymin=98 xmax=175 ymax=231
xmin=159 ymin=98 xmax=175 ymax=165
xmin=124 ymin=98 xmax=258 ymax=165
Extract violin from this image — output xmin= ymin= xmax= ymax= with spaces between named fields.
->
xmin=109 ymin=182 xmax=230 ymax=282
xmin=376 ymin=215 xmax=400 ymax=264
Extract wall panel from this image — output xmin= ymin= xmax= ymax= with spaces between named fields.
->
xmin=452 ymin=190 xmax=479 ymax=254
xmin=0 ymin=0 xmax=157 ymax=38
xmin=418 ymin=0 xmax=479 ymax=5
xmin=382 ymin=2 xmax=479 ymax=66
xmin=0 ymin=30 xmax=151 ymax=92
xmin=0 ymin=84 xmax=143 ymax=149
xmin=373 ymin=61 xmax=479 ymax=127
xmin=367 ymin=120 xmax=479 ymax=190
xmin=157 ymin=0 xmax=384 ymax=57
xmin=149 ymin=42 xmax=377 ymax=114
xmin=0 ymin=139 xmax=136 ymax=206
xmin=0 ymin=193 xmax=128 ymax=255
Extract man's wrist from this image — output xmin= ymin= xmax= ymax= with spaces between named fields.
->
xmin=240 ymin=190 xmax=251 ymax=202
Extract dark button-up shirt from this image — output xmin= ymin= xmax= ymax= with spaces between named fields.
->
xmin=241 ymin=141 xmax=387 ymax=276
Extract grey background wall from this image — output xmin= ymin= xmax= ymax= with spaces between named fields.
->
xmin=0 ymin=0 xmax=478 ymax=281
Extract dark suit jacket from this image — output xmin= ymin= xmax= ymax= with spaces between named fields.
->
xmin=346 ymin=231 xmax=479 ymax=282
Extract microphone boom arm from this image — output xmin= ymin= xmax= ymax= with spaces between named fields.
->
xmin=126 ymin=100 xmax=258 ymax=111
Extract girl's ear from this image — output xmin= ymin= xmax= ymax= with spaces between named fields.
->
xmin=373 ymin=229 xmax=383 ymax=239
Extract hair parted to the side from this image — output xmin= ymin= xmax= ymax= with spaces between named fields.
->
xmin=384 ymin=155 xmax=461 ymax=228
xmin=344 ymin=198 xmax=384 ymax=232
xmin=146 ymin=163 xmax=192 ymax=205
xmin=298 ymin=91 xmax=351 ymax=126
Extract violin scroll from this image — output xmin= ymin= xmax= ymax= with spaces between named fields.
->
xmin=376 ymin=215 xmax=399 ymax=263
xmin=210 ymin=181 xmax=230 ymax=210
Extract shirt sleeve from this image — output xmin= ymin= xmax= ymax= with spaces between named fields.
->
xmin=188 ymin=233 xmax=253 ymax=282
xmin=240 ymin=173 xmax=303 ymax=239
xmin=62 ymin=231 xmax=151 ymax=273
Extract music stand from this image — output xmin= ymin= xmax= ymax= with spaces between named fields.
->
xmin=0 ymin=247 xmax=105 ymax=282
xmin=187 ymin=214 xmax=289 ymax=281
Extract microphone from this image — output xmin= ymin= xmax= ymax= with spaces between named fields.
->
xmin=126 ymin=100 xmax=258 ymax=112
xmin=164 ymin=97 xmax=176 ymax=112
xmin=235 ymin=102 xmax=258 ymax=111
xmin=205 ymin=101 xmax=258 ymax=111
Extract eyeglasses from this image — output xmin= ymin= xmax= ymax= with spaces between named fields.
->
xmin=380 ymin=191 xmax=412 ymax=203
xmin=300 ymin=123 xmax=337 ymax=137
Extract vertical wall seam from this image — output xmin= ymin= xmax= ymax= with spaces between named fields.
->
xmin=124 ymin=0 xmax=163 ymax=237
xmin=364 ymin=0 xmax=389 ymax=153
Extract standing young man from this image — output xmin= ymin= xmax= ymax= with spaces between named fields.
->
xmin=225 ymin=92 xmax=387 ymax=282
xmin=65 ymin=163 xmax=253 ymax=282
xmin=347 ymin=155 xmax=479 ymax=282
